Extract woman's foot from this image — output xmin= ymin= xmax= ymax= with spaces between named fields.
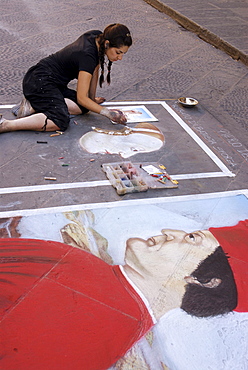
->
xmin=11 ymin=98 xmax=34 ymax=118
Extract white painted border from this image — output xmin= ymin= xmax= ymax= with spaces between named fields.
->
xmin=103 ymin=101 xmax=234 ymax=177
xmin=160 ymin=102 xmax=234 ymax=177
xmin=0 ymin=172 xmax=229 ymax=196
xmin=0 ymin=180 xmax=110 ymax=195
xmin=0 ymin=100 xmax=235 ymax=200
xmin=0 ymin=105 xmax=15 ymax=108
xmin=0 ymin=189 xmax=247 ymax=218
xmin=1 ymin=101 xmax=235 ymax=181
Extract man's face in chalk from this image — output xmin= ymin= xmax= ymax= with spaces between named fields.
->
xmin=124 ymin=229 xmax=219 ymax=279
xmin=80 ymin=132 xmax=163 ymax=158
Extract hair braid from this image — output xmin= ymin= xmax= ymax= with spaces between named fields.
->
xmin=98 ymin=37 xmax=105 ymax=88
xmin=106 ymin=61 xmax=112 ymax=85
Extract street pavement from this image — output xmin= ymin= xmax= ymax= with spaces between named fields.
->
xmin=143 ymin=0 xmax=248 ymax=65
xmin=0 ymin=0 xmax=247 ymax=213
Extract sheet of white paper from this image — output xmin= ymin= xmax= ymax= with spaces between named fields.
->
xmin=107 ymin=105 xmax=158 ymax=123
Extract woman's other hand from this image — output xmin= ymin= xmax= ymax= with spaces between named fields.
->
xmin=94 ymin=97 xmax=106 ymax=104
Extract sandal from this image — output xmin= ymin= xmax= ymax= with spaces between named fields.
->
xmin=17 ymin=98 xmax=33 ymax=118
xmin=11 ymin=102 xmax=21 ymax=116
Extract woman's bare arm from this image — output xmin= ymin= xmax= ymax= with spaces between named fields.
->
xmin=77 ymin=70 xmax=102 ymax=113
xmin=77 ymin=70 xmax=126 ymax=124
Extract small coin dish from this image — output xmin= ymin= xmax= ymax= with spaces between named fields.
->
xmin=178 ymin=97 xmax=198 ymax=107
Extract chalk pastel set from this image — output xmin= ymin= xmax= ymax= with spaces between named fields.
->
xmin=101 ymin=162 xmax=178 ymax=195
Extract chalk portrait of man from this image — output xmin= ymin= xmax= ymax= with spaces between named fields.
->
xmin=79 ymin=122 xmax=164 ymax=158
xmin=0 ymin=219 xmax=247 ymax=369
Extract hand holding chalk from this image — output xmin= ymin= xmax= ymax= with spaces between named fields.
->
xmin=100 ymin=107 xmax=127 ymax=124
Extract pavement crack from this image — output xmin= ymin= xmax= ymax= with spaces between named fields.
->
xmin=0 ymin=143 xmax=34 ymax=169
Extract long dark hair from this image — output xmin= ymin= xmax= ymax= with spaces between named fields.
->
xmin=98 ymin=23 xmax=132 ymax=87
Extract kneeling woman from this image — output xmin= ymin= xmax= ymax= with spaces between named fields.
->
xmin=0 ymin=23 xmax=132 ymax=133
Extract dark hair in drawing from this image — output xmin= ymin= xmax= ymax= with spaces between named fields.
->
xmin=181 ymin=246 xmax=237 ymax=317
xmin=98 ymin=23 xmax=132 ymax=87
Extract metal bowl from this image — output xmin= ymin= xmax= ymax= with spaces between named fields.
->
xmin=178 ymin=97 xmax=198 ymax=107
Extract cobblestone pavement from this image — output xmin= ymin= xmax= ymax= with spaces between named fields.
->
xmin=143 ymin=0 xmax=248 ymax=65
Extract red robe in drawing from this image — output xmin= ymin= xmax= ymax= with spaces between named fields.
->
xmin=0 ymin=238 xmax=154 ymax=370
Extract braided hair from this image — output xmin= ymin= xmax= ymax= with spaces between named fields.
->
xmin=98 ymin=24 xmax=132 ymax=87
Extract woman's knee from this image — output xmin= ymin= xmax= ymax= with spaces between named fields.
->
xmin=65 ymin=98 xmax=82 ymax=115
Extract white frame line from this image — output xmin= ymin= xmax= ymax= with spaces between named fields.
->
xmin=0 ymin=105 xmax=15 ymax=108
xmin=0 ymin=101 xmax=235 ymax=198
xmin=0 ymin=172 xmax=233 ymax=196
xmin=0 ymin=180 xmax=110 ymax=195
xmin=103 ymin=101 xmax=235 ymax=177
xmin=0 ymin=189 xmax=247 ymax=218
xmin=160 ymin=102 xmax=234 ymax=177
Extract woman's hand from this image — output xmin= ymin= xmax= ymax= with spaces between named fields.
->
xmin=94 ymin=97 xmax=106 ymax=104
xmin=100 ymin=108 xmax=127 ymax=124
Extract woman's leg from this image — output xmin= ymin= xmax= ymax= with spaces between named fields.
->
xmin=12 ymin=98 xmax=84 ymax=117
xmin=0 ymin=113 xmax=60 ymax=133
xmin=64 ymin=98 xmax=83 ymax=115
xmin=62 ymin=88 xmax=89 ymax=115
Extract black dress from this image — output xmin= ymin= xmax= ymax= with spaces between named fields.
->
xmin=23 ymin=30 xmax=101 ymax=130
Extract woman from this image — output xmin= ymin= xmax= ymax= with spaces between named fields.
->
xmin=0 ymin=23 xmax=132 ymax=133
